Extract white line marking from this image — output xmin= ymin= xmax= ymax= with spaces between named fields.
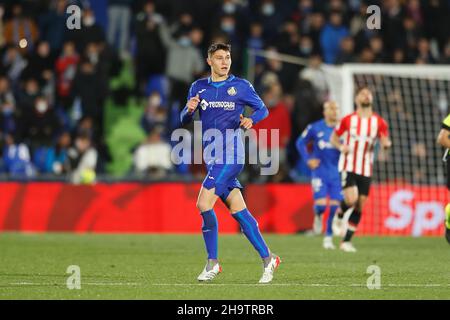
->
xmin=2 ymin=282 xmax=450 ymax=288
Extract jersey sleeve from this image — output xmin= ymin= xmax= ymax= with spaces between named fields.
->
xmin=334 ymin=115 xmax=349 ymax=136
xmin=377 ymin=116 xmax=389 ymax=137
xmin=180 ymin=82 xmax=197 ymax=125
xmin=442 ymin=114 xmax=450 ymax=131
xmin=296 ymin=124 xmax=314 ymax=162
xmin=241 ymin=80 xmax=269 ymax=125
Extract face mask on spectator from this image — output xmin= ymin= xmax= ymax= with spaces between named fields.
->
xmin=262 ymin=3 xmax=275 ymax=16
xmin=223 ymin=3 xmax=236 ymax=14
xmin=35 ymin=100 xmax=48 ymax=114
xmin=2 ymin=105 xmax=13 ymax=115
xmin=149 ymin=95 xmax=162 ymax=108
xmin=178 ymin=36 xmax=191 ymax=47
xmin=221 ymin=22 xmax=235 ymax=33
xmin=300 ymin=45 xmax=312 ymax=55
xmin=83 ymin=17 xmax=95 ymax=27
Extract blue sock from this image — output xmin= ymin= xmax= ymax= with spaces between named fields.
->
xmin=326 ymin=205 xmax=339 ymax=236
xmin=314 ymin=204 xmax=326 ymax=216
xmin=232 ymin=208 xmax=270 ymax=259
xmin=201 ymin=210 xmax=218 ymax=260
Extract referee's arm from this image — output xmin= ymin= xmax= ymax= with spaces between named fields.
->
xmin=437 ymin=128 xmax=450 ymax=149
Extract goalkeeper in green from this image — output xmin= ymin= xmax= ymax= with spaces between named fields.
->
xmin=437 ymin=113 xmax=450 ymax=244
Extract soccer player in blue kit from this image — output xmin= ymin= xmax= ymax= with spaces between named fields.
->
xmin=180 ymin=43 xmax=281 ymax=283
xmin=296 ymin=101 xmax=342 ymax=249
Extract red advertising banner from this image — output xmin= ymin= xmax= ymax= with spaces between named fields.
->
xmin=0 ymin=183 xmax=447 ymax=236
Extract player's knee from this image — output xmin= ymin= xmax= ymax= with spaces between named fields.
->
xmin=196 ymin=199 xmax=213 ymax=212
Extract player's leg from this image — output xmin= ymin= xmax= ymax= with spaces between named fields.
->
xmin=341 ymin=175 xmax=370 ymax=252
xmin=323 ymin=199 xmax=340 ymax=250
xmin=311 ymin=177 xmax=327 ymax=235
xmin=223 ymin=188 xmax=281 ymax=283
xmin=335 ymin=172 xmax=358 ymax=238
xmin=196 ymin=186 xmax=222 ymax=281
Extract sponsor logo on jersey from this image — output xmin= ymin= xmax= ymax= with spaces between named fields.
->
xmin=208 ymin=101 xmax=235 ymax=111
xmin=200 ymin=99 xmax=209 ymax=110
xmin=227 ymin=87 xmax=237 ymax=96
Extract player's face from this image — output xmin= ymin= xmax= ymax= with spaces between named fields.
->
xmin=324 ymin=101 xmax=339 ymax=122
xmin=208 ymin=50 xmax=231 ymax=77
xmin=356 ymin=89 xmax=373 ymax=108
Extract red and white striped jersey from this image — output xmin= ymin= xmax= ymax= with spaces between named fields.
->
xmin=335 ymin=112 xmax=389 ymax=177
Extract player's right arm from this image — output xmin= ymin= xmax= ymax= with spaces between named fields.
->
xmin=180 ymin=83 xmax=200 ymax=125
xmin=296 ymin=125 xmax=320 ymax=170
xmin=437 ymin=114 xmax=450 ymax=148
xmin=331 ymin=116 xmax=350 ymax=154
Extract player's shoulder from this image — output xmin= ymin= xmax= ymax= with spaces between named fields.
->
xmin=443 ymin=114 xmax=450 ymax=128
xmin=372 ymin=112 xmax=388 ymax=124
xmin=340 ymin=112 xmax=356 ymax=122
xmin=311 ymin=119 xmax=324 ymax=129
xmin=232 ymin=76 xmax=255 ymax=89
xmin=191 ymin=77 xmax=209 ymax=88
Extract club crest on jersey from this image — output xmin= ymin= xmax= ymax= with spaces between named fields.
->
xmin=227 ymin=87 xmax=237 ymax=96
xmin=200 ymin=99 xmax=209 ymax=110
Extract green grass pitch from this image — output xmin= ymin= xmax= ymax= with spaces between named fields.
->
xmin=0 ymin=233 xmax=449 ymax=299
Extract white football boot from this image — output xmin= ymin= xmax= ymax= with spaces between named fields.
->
xmin=259 ymin=255 xmax=281 ymax=284
xmin=340 ymin=241 xmax=357 ymax=253
xmin=323 ymin=236 xmax=336 ymax=250
xmin=197 ymin=262 xmax=222 ymax=281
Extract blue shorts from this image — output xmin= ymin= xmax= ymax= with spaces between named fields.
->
xmin=311 ymin=174 xmax=342 ymax=201
xmin=202 ymin=163 xmax=244 ymax=202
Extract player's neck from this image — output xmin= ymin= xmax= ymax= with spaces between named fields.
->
xmin=325 ymin=119 xmax=337 ymax=127
xmin=357 ymin=107 xmax=373 ymax=118
xmin=210 ymin=72 xmax=229 ymax=82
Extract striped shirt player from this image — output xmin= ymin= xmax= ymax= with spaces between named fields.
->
xmin=335 ymin=111 xmax=389 ymax=180
xmin=331 ymin=87 xmax=391 ymax=252
xmin=436 ymin=113 xmax=450 ymax=244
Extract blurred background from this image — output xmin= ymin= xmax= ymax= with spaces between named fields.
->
xmin=0 ymin=0 xmax=448 ymax=235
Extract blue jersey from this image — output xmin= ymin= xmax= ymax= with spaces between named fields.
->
xmin=180 ymin=75 xmax=268 ymax=165
xmin=296 ymin=119 xmax=340 ymax=180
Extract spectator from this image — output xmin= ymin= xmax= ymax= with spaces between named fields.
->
xmin=38 ymin=0 xmax=68 ymax=52
xmin=66 ymin=8 xmax=105 ymax=55
xmin=20 ymin=95 xmax=62 ymax=149
xmin=2 ymin=133 xmax=35 ymax=178
xmin=335 ymin=36 xmax=356 ymax=64
xmin=55 ymin=41 xmax=80 ymax=110
xmin=4 ymin=4 xmax=39 ymax=53
xmin=320 ymin=11 xmax=349 ymax=64
xmin=299 ymin=54 xmax=328 ymax=104
xmin=158 ymin=17 xmax=204 ymax=125
xmin=141 ymin=91 xmax=167 ymax=134
xmin=415 ymin=37 xmax=436 ymax=64
xmin=134 ymin=1 xmax=166 ymax=96
xmin=45 ymin=131 xmax=71 ymax=175
xmin=133 ymin=126 xmax=172 ymax=179
xmin=0 ymin=77 xmax=17 ymax=137
xmin=68 ymin=133 xmax=98 ymax=184
xmin=2 ymin=46 xmax=27 ymax=87
xmin=107 ymin=0 xmax=133 ymax=58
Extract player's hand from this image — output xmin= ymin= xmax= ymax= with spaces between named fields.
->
xmin=339 ymin=144 xmax=350 ymax=154
xmin=240 ymin=114 xmax=253 ymax=129
xmin=187 ymin=94 xmax=200 ymax=114
xmin=307 ymin=159 xmax=320 ymax=170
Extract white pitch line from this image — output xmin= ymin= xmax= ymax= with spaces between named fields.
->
xmin=3 ymin=282 xmax=450 ymax=288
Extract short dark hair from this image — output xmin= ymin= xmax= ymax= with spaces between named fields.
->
xmin=355 ymin=85 xmax=371 ymax=95
xmin=207 ymin=43 xmax=231 ymax=57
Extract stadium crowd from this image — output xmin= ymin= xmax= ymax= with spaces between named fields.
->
xmin=0 ymin=0 xmax=448 ymax=183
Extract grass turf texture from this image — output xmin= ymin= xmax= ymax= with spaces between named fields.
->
xmin=0 ymin=233 xmax=449 ymax=299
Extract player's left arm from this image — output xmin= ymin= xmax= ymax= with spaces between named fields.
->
xmin=240 ymin=80 xmax=268 ymax=129
xmin=437 ymin=114 xmax=450 ymax=148
xmin=378 ymin=117 xmax=392 ymax=149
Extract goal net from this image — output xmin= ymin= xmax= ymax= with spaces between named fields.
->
xmin=246 ymin=49 xmax=450 ymax=236
xmin=324 ymin=64 xmax=450 ymax=236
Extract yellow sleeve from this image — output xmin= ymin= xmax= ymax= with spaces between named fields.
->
xmin=443 ymin=114 xmax=450 ymax=130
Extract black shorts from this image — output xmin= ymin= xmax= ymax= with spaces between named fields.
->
xmin=341 ymin=171 xmax=372 ymax=196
